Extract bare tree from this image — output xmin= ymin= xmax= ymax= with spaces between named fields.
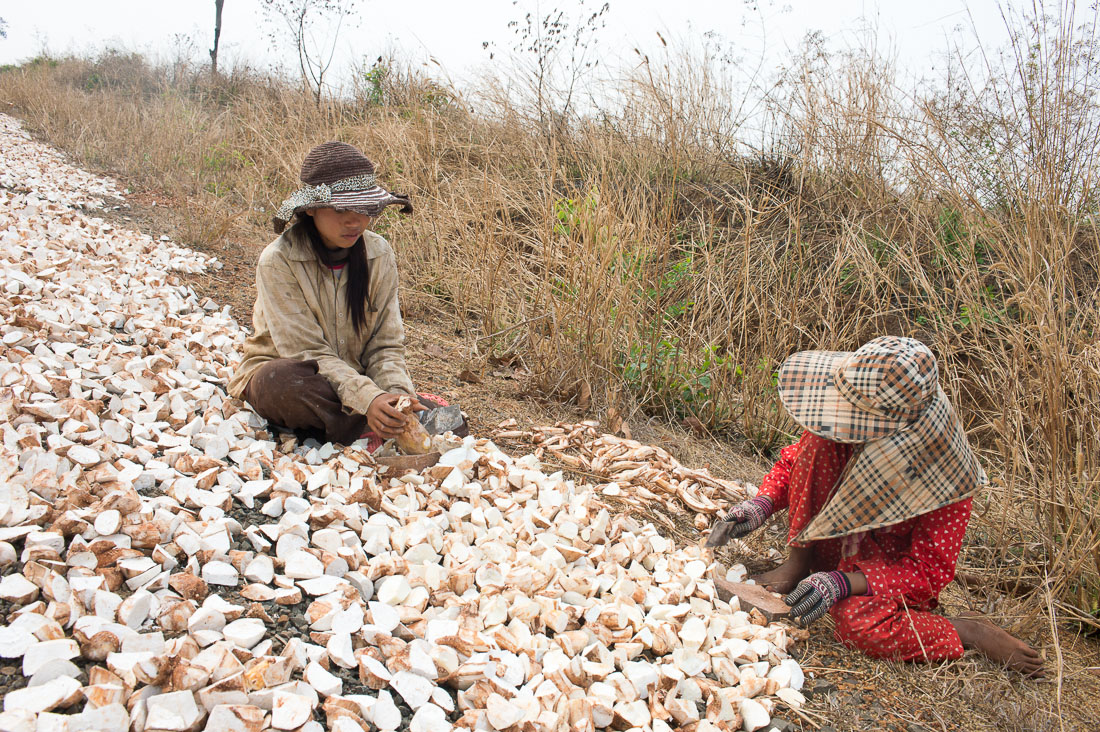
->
xmin=209 ymin=0 xmax=225 ymax=76
xmin=261 ymin=0 xmax=358 ymax=106
xmin=493 ymin=0 xmax=610 ymax=141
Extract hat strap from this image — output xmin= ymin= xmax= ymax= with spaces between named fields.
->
xmin=274 ymin=173 xmax=379 ymax=224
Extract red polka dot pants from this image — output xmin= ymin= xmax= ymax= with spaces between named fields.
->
xmin=832 ymin=595 xmax=964 ymax=661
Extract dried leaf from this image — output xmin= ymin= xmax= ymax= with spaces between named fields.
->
xmin=576 ymin=380 xmax=592 ymax=411
xmin=607 ymin=407 xmax=623 ymax=433
xmin=607 ymin=406 xmax=631 ymax=439
xmin=457 ymin=369 xmax=481 ymax=384
xmin=488 ymin=352 xmax=523 ymax=368
xmin=682 ymin=416 xmax=706 ymax=436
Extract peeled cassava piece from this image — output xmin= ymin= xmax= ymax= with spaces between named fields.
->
xmin=395 ymin=396 xmax=432 ymax=454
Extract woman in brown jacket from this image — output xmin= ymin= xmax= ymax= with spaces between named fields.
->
xmin=227 ymin=142 xmax=457 ymax=447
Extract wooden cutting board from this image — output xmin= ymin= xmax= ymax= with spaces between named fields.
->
xmin=374 ymin=452 xmax=440 ymax=475
xmin=712 ymin=577 xmax=792 ymax=622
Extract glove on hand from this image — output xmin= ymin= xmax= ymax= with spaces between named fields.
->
xmin=705 ymin=496 xmax=774 ymax=547
xmin=784 ymin=571 xmax=852 ymax=624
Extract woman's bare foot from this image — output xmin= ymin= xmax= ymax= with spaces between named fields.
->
xmin=949 ymin=612 xmax=1045 ymax=677
xmin=752 ymin=546 xmax=814 ymax=595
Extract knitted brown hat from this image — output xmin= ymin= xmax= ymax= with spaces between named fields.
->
xmin=273 ymin=142 xmax=412 ymax=233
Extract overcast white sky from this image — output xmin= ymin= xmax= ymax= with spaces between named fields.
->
xmin=0 ymin=1 xmax=1073 ymax=89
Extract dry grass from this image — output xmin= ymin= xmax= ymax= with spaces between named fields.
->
xmin=2 ymin=0 xmax=1099 ymax=678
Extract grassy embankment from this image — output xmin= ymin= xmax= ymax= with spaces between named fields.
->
xmin=2 ymin=8 xmax=1099 ymax=636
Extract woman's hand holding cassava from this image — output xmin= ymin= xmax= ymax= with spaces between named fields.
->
xmin=706 ymin=496 xmax=775 ymax=547
xmin=784 ymin=571 xmax=852 ymax=624
xmin=366 ymin=393 xmax=424 ymax=439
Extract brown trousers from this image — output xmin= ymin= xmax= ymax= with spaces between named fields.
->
xmin=243 ymin=359 xmax=368 ymax=444
xmin=242 ymin=358 xmax=449 ymax=445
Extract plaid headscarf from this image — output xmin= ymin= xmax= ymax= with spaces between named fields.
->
xmin=777 ymin=336 xmax=987 ymax=542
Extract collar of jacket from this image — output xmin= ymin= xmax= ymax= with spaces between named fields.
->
xmin=282 ymin=224 xmax=392 ymax=262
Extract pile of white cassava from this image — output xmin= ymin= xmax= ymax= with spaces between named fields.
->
xmin=0 ymin=113 xmax=808 ymax=732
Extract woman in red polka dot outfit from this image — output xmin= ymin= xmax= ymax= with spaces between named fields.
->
xmin=708 ymin=337 xmax=1043 ymax=676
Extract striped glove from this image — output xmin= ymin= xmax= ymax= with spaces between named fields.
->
xmin=784 ymin=571 xmax=852 ymax=624
xmin=705 ymin=496 xmax=775 ymax=547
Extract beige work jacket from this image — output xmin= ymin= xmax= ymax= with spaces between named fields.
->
xmin=227 ymin=224 xmax=416 ymax=415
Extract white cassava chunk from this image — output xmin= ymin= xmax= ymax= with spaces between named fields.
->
xmin=410 ymin=703 xmax=451 ymax=732
xmin=223 ymin=619 xmax=265 ymax=648
xmin=0 ymin=574 xmax=39 ymax=604
xmin=272 ymin=690 xmax=313 ymax=730
xmin=284 ymin=551 xmax=324 ymax=580
xmin=202 ymin=561 xmax=239 ymax=586
xmin=485 ymin=693 xmax=524 ymax=730
xmin=304 ymin=662 xmax=342 ymax=697
xmin=370 ymin=690 xmax=402 ymax=730
xmin=2 ymin=676 xmax=81 ymax=714
xmin=740 ymin=698 xmax=771 ymax=732
xmin=145 ymin=690 xmax=204 ymax=731
xmin=391 ymin=671 xmax=434 ymax=709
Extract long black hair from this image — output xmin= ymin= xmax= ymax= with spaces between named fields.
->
xmin=298 ymin=214 xmax=372 ymax=333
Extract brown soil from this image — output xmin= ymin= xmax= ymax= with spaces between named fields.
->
xmin=75 ymin=172 xmax=1100 ymax=732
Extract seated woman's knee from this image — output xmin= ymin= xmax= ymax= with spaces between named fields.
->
xmin=832 ymin=596 xmax=902 ymax=642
